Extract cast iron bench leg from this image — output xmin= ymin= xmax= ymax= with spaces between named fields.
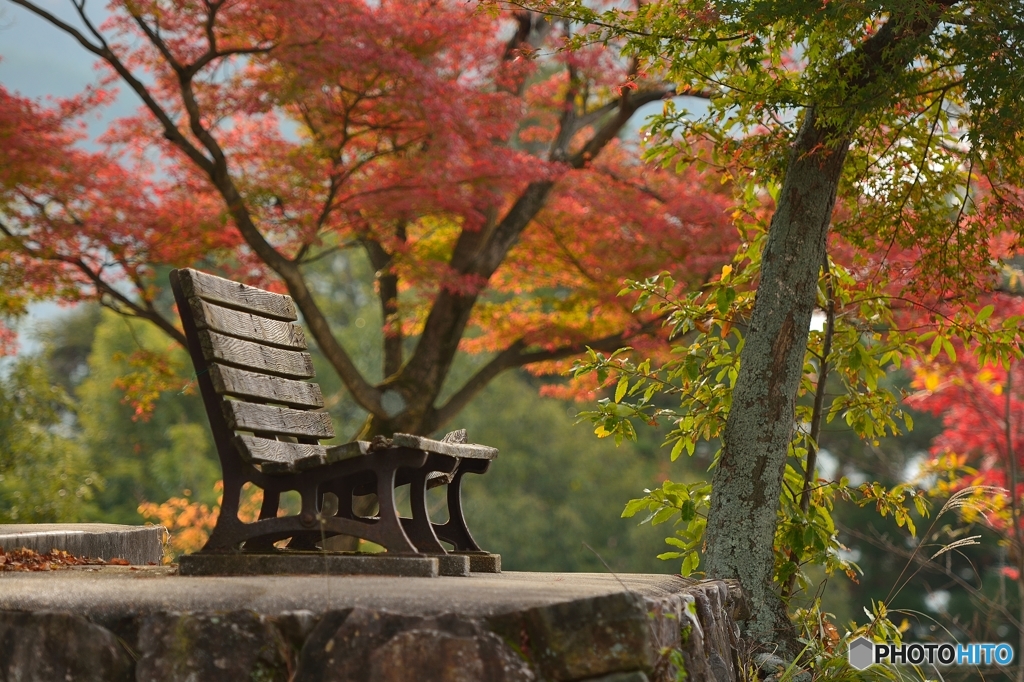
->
xmin=432 ymin=460 xmax=490 ymax=552
xmin=401 ymin=466 xmax=448 ymax=554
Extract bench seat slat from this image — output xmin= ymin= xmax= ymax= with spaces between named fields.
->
xmin=200 ymin=330 xmax=314 ymax=379
xmin=178 ymin=268 xmax=297 ymax=321
xmin=391 ymin=433 xmax=498 ymax=460
xmin=224 ymin=401 xmax=336 ymax=439
xmin=325 ymin=440 xmax=371 ymax=463
xmin=235 ymin=435 xmax=327 ymax=474
xmin=191 ymin=298 xmax=307 ymax=349
xmin=209 ymin=365 xmax=324 ymax=408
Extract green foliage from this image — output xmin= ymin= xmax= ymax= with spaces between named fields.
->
xmin=0 ymin=358 xmax=98 ymax=523
xmin=454 ymin=369 xmax=683 ymax=573
xmin=622 ymin=480 xmax=710 ymax=576
xmin=572 ymin=227 xmax=969 ymax=584
xmin=74 ymin=309 xmax=220 ymax=522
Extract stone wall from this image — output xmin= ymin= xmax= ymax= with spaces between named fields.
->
xmin=0 ymin=571 xmax=747 ymax=682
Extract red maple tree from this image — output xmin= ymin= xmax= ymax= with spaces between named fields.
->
xmin=0 ymin=0 xmax=738 ymax=436
xmin=910 ymin=292 xmax=1024 ymax=498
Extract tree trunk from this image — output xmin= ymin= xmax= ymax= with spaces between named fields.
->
xmin=703 ymin=108 xmax=850 ymax=652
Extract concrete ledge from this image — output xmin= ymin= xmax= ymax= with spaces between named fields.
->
xmin=179 ymin=552 xmax=444 ymax=577
xmin=0 ymin=571 xmax=747 ymax=681
xmin=0 ymin=524 xmax=165 ymax=565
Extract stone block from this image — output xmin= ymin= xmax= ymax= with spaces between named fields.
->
xmin=452 ymin=551 xmax=501 ymax=573
xmin=295 ymin=608 xmax=535 ymax=681
xmin=0 ymin=610 xmax=133 ymax=681
xmin=0 ymin=523 xmax=165 ymax=565
xmin=490 ymin=591 xmax=656 ymax=681
xmin=437 ymin=553 xmax=471 ymax=576
xmin=136 ymin=610 xmax=290 ymax=681
xmin=178 ymin=551 xmax=440 ymax=577
xmin=583 ymin=673 xmax=650 ymax=682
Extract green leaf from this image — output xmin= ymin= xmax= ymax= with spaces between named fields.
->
xmin=680 ymin=499 xmax=696 ymax=522
xmin=680 ymin=552 xmax=699 ymax=576
xmin=615 ymin=376 xmax=628 ymax=403
xmin=716 ymin=286 xmax=736 ymax=315
xmin=622 ymin=498 xmax=649 ymax=518
xmin=942 ymin=338 xmax=957 ymax=363
xmin=651 ymin=506 xmax=677 ymax=525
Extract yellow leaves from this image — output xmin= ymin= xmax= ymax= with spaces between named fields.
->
xmin=911 ymin=362 xmax=946 ymax=393
xmin=720 ymin=264 xmax=733 ymax=279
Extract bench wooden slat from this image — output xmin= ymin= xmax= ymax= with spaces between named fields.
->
xmin=325 ymin=440 xmax=371 ymax=463
xmin=191 ymin=298 xmax=306 ymax=350
xmin=235 ymin=435 xmax=328 ymax=474
xmin=209 ymin=365 xmax=324 ymax=408
xmin=392 ymin=433 xmax=498 ymax=460
xmin=199 ymin=330 xmax=315 ymax=379
xmin=178 ymin=268 xmax=297 ymax=321
xmin=224 ymin=401 xmax=336 ymax=439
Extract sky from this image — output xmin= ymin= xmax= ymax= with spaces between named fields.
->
xmin=0 ymin=1 xmax=132 ymax=352
xmin=0 ymin=1 xmax=140 ymax=134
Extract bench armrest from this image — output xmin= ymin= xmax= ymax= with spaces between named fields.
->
xmin=391 ymin=433 xmax=498 ymax=460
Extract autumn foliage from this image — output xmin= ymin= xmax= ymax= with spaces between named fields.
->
xmin=138 ymin=482 xmax=262 ymax=559
xmin=910 ymin=293 xmax=1024 ymax=508
xmin=0 ymin=0 xmax=737 ymax=438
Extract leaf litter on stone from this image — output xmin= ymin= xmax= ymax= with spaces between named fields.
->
xmin=0 ymin=546 xmax=126 ymax=571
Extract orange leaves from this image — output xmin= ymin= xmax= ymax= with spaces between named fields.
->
xmin=139 ymin=495 xmax=218 ymax=560
xmin=110 ymin=348 xmax=186 ymax=422
xmin=138 ymin=482 xmax=264 ymax=560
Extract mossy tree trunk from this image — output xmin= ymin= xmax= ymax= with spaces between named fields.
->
xmin=701 ymin=4 xmax=952 ymax=652
xmin=703 ymin=108 xmax=850 ymax=651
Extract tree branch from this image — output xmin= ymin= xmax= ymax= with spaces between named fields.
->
xmin=432 ymin=322 xmax=660 ymax=428
xmin=9 ymin=0 xmax=383 ymax=417
xmin=0 ymin=216 xmax=186 ymax=346
xmin=361 ymin=226 xmax=406 ymax=379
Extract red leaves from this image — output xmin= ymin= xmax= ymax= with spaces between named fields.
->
xmin=909 ymin=295 xmax=1024 ymax=504
xmin=2 ymin=0 xmax=741 ymax=409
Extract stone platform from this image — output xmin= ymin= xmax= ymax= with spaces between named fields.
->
xmin=0 ymin=569 xmax=746 ymax=681
xmin=0 ymin=523 xmax=165 ymax=565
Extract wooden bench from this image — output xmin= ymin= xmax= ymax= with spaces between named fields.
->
xmin=169 ymin=268 xmax=498 ymax=571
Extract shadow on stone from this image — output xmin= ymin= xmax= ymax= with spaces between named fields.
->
xmin=136 ymin=610 xmax=290 ymax=682
xmin=0 ymin=611 xmax=134 ymax=681
xmin=295 ymin=608 xmax=535 ymax=681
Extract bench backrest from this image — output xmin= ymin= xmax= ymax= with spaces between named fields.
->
xmin=170 ymin=268 xmax=335 ymax=475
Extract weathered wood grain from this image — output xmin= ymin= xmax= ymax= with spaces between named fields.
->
xmin=324 ymin=440 xmax=372 ymax=463
xmin=190 ymin=298 xmax=306 ymax=349
xmin=199 ymin=331 xmax=315 ymax=379
xmin=234 ymin=435 xmax=328 ymax=474
xmin=208 ymin=365 xmax=324 ymax=408
xmin=391 ymin=433 xmax=498 ymax=460
xmin=178 ymin=268 xmax=297 ymax=321
xmin=441 ymin=429 xmax=467 ymax=444
xmin=223 ymin=401 xmax=336 ymax=439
